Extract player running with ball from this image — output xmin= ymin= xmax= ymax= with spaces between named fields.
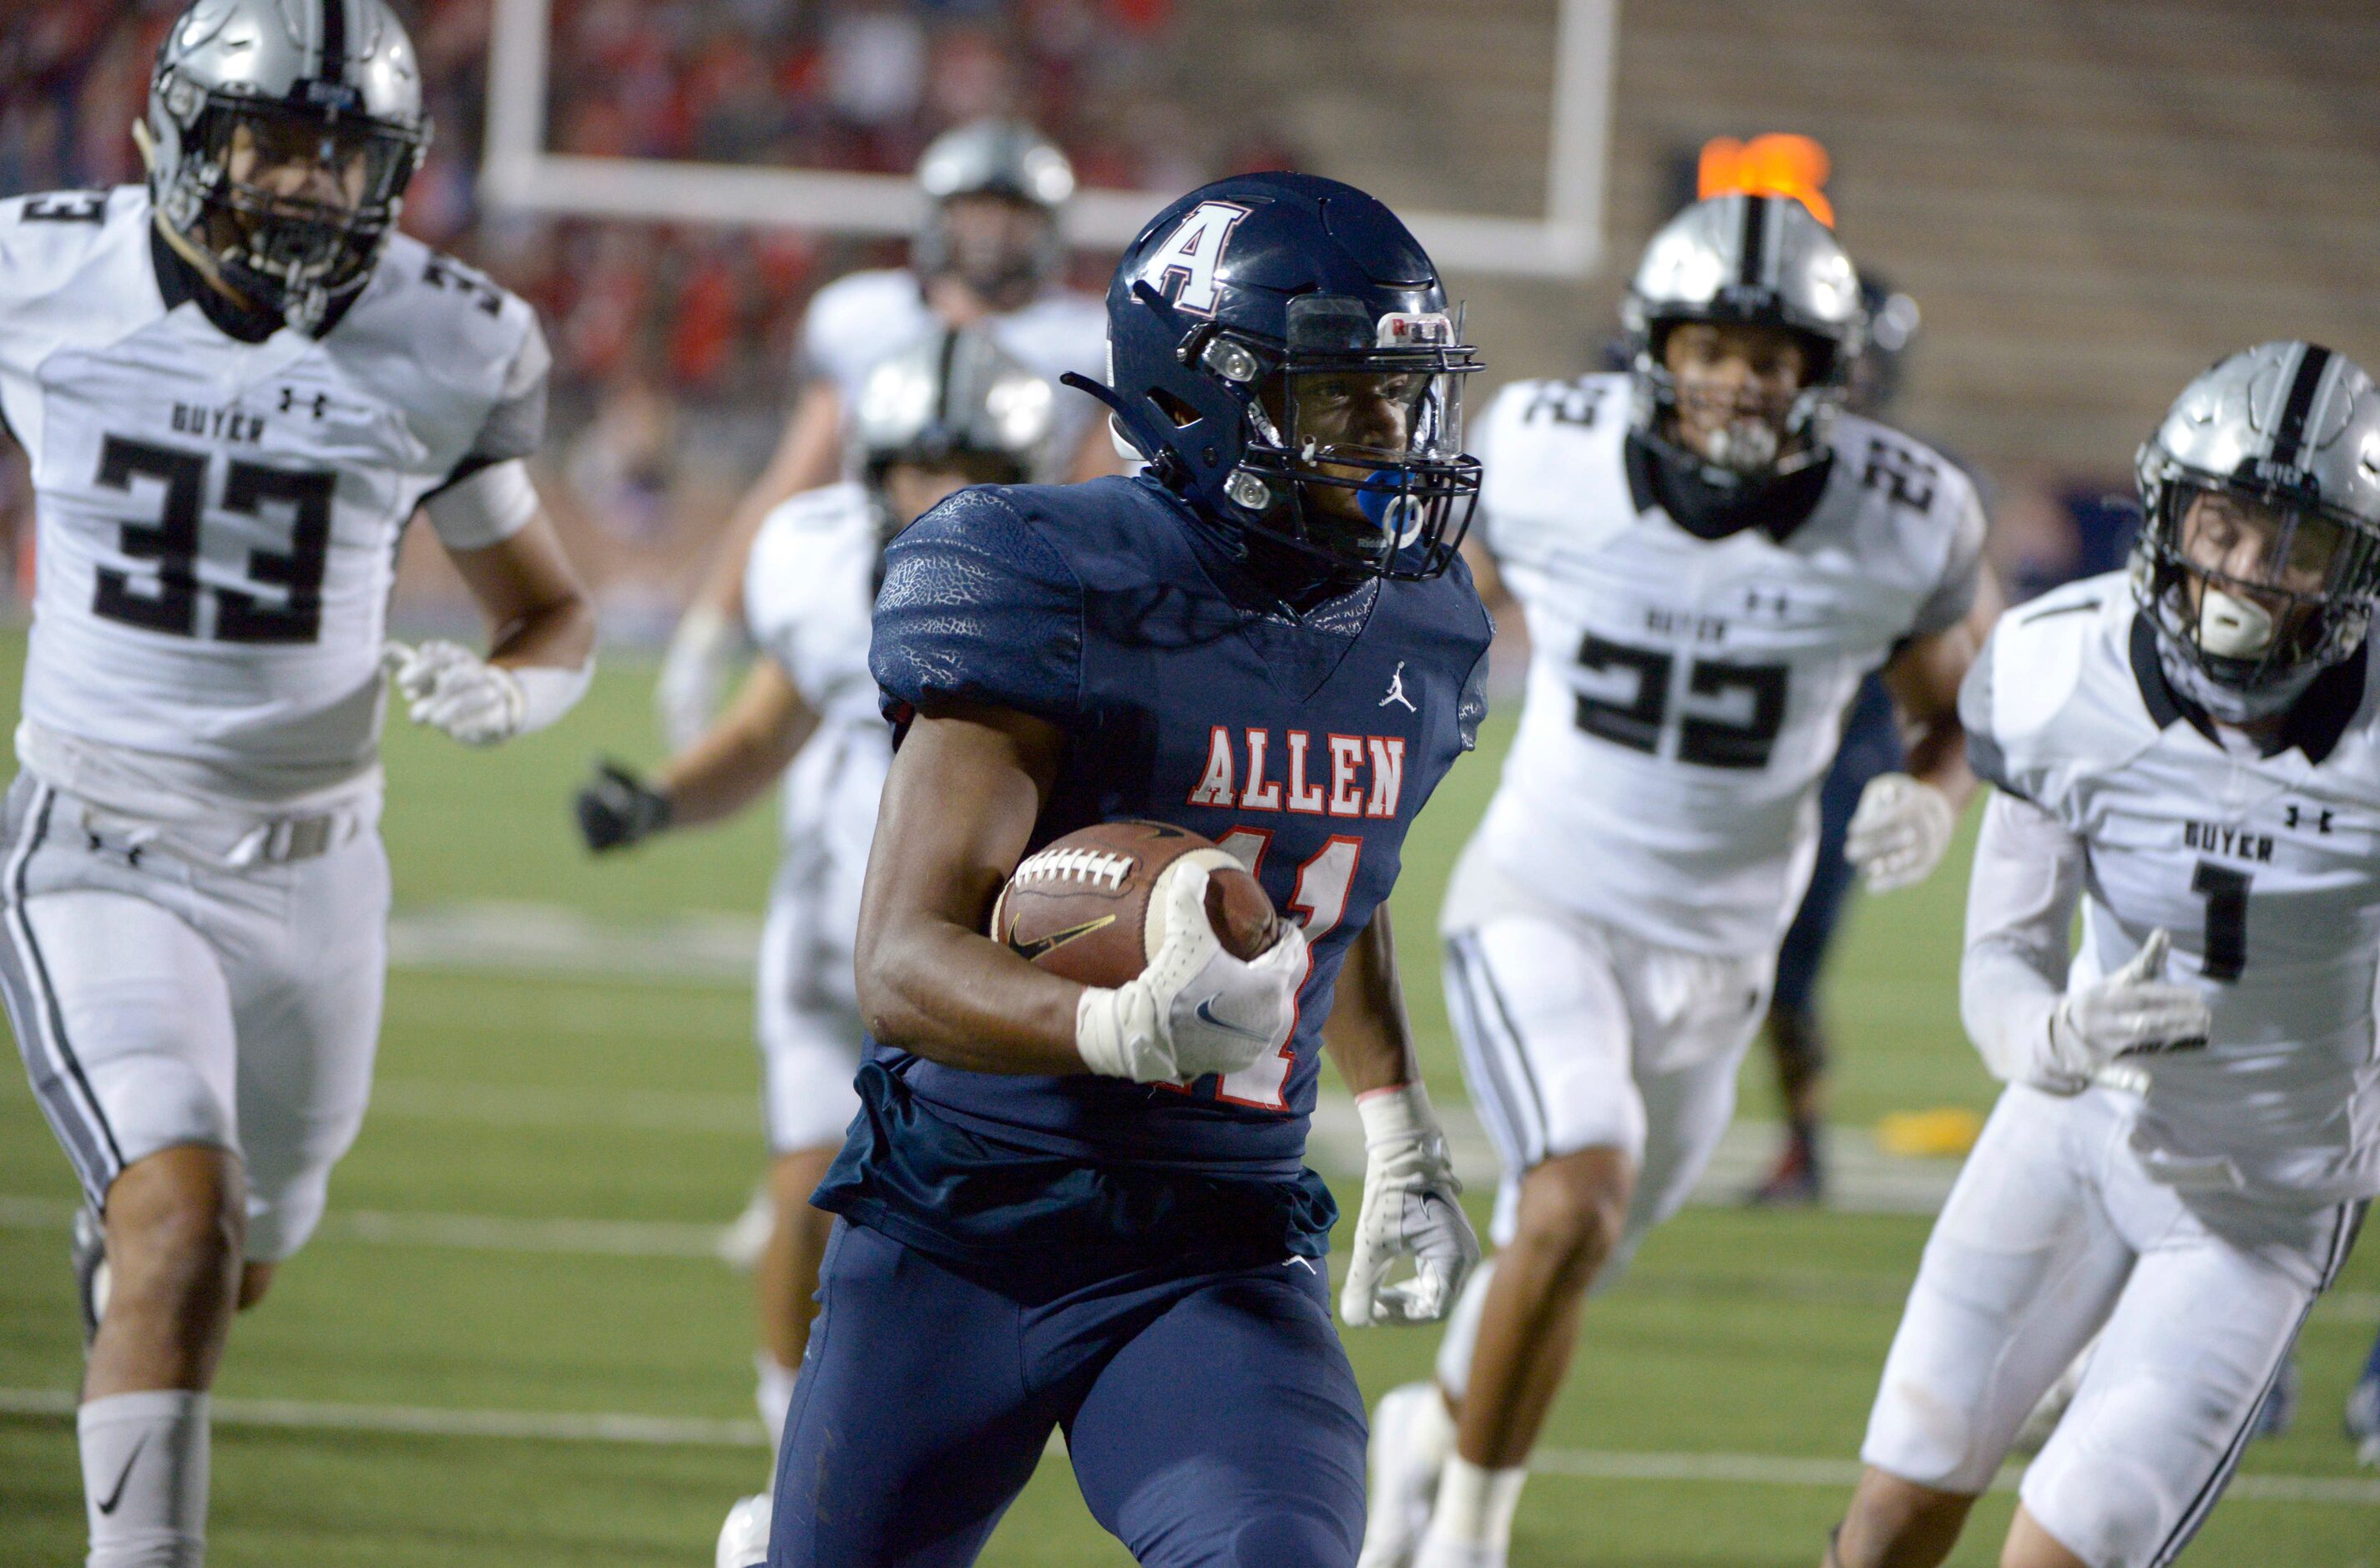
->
xmin=1830 ymin=342 xmax=2380 ymax=1567
xmin=742 ymin=172 xmax=1493 ymax=1568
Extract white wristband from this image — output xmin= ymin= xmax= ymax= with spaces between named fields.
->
xmin=1355 ymin=1081 xmax=1435 ymax=1146
xmin=508 ymin=660 xmax=593 ymax=736
xmin=1074 ymin=983 xmax=1169 ymax=1082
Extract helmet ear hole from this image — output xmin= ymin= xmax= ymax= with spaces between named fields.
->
xmin=1149 ymin=388 xmax=1203 ymax=429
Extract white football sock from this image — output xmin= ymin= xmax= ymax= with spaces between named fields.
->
xmin=80 ymin=1390 xmax=208 ymax=1567
xmin=1425 ymin=1454 xmax=1527 ymax=1553
xmin=755 ymin=1353 xmax=800 ymax=1454
xmin=1433 ymin=1255 xmax=1497 ymax=1402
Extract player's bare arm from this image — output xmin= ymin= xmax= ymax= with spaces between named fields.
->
xmin=1880 ymin=574 xmax=1999 ymax=806
xmin=1321 ymin=905 xmax=1422 ymax=1094
xmin=667 ymin=660 xmax=820 ymax=828
xmin=387 ymin=509 xmax=594 ymax=748
xmin=447 ymin=510 xmax=596 ymax=672
xmin=852 ymin=699 xmax=1085 ymax=1075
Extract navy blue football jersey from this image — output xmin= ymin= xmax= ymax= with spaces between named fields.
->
xmin=816 ymin=474 xmax=1490 ymax=1271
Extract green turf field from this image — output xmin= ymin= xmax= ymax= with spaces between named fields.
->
xmin=1 ymin=641 xmax=2373 ymax=1565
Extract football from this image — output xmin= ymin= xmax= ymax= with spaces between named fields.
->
xmin=988 ymin=820 xmax=1281 ymax=987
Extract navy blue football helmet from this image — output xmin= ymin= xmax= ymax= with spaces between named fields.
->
xmin=1066 ymin=172 xmax=1482 ymax=580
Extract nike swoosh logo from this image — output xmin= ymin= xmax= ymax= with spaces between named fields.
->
xmin=1194 ymin=997 xmax=1271 ymax=1042
xmin=1008 ymin=915 xmax=1115 ymax=963
xmin=96 ymin=1433 xmax=146 ymax=1516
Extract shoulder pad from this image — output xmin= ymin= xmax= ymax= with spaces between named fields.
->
xmin=1478 ymin=372 xmax=1632 ymax=559
xmin=747 ymin=481 xmax=876 ymax=670
xmin=1963 ymin=574 xmax=2130 ymax=804
xmin=366 ymin=236 xmax=536 ymax=358
xmin=0 ymin=188 xmax=144 ymax=309
xmin=872 ymin=483 xmax=1085 ymax=729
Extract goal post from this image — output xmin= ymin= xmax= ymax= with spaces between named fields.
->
xmin=477 ymin=0 xmax=1613 ymax=280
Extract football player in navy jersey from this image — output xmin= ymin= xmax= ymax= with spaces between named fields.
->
xmin=752 ymin=173 xmax=1493 ymax=1568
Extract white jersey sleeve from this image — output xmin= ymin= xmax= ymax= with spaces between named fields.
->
xmin=1462 ymin=374 xmax=1983 ymax=954
xmin=1959 ymin=789 xmax=2088 ymax=1085
xmin=796 ymin=270 xmax=932 ymax=405
xmin=420 ymin=315 xmax=551 ymax=551
xmin=743 ymin=481 xmax=881 ymax=719
xmin=1967 ymin=574 xmax=2380 ymax=1201
xmin=1 ymin=192 xmax=548 ymax=803
xmin=741 ymin=480 xmax=892 ymax=937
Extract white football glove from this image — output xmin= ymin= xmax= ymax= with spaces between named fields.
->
xmin=1844 ymin=772 xmax=1957 ymax=893
xmin=2038 ymin=928 xmax=2211 ymax=1091
xmin=657 ymin=604 xmax=739 ymax=751
xmin=1074 ymin=862 xmax=1306 ymax=1085
xmin=1341 ymin=1084 xmax=1478 ymax=1327
xmin=384 ymin=639 xmax=525 ymax=747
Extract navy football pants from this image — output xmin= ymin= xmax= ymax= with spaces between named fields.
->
xmin=768 ymin=1220 xmax=1367 ymax=1566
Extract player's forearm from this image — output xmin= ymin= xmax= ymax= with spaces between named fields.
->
xmin=487 ymin=589 xmax=595 ymax=671
xmin=1960 ymin=792 xmax=2085 ymax=1080
xmin=1322 ymin=908 xmax=1422 ymax=1095
xmin=858 ymin=915 xmax=1088 ymax=1075
xmin=654 ymin=666 xmax=816 ymax=830
xmin=1901 ymin=710 xmax=1974 ymax=810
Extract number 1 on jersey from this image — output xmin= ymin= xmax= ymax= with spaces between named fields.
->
xmin=1211 ymin=830 xmax=1361 ymax=1109
xmin=2191 ymin=861 xmax=2250 ymax=983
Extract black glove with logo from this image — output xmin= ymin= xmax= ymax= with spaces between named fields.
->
xmin=575 ymin=761 xmax=672 ymax=852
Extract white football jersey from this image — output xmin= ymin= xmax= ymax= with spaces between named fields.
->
xmin=1464 ymin=372 xmax=1984 ymax=954
xmin=0 ymin=187 xmax=547 ymax=805
xmin=744 ymin=481 xmax=893 ymax=938
xmin=1968 ymin=575 xmax=2380 ymax=1201
xmin=797 ymin=267 xmax=1108 ymax=475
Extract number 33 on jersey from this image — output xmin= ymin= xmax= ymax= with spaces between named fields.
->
xmin=0 ymin=187 xmax=547 ymax=786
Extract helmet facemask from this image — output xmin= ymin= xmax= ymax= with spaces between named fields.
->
xmin=151 ymin=86 xmax=425 ymax=332
xmin=2135 ymin=458 xmax=2380 ymax=695
xmin=1630 ymin=316 xmax=1843 ymax=489
xmin=1211 ymin=295 xmax=1481 ymax=581
xmin=915 ymin=190 xmax=1064 ymax=308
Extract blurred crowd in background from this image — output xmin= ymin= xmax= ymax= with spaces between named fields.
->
xmin=0 ymin=0 xmax=2121 ymax=637
xmin=0 ymin=0 xmax=1307 ymax=634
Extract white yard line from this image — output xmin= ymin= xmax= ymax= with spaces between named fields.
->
xmin=3 ymin=1193 xmax=2371 ymax=1318
xmin=0 ymin=1195 xmax=725 ymax=1259
xmin=2 ymin=1387 xmax=2373 ymax=1505
xmin=382 ymin=902 xmax=1967 ymax=1211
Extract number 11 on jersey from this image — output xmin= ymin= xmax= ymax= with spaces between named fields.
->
xmin=1212 ymin=830 xmax=1362 ymax=1109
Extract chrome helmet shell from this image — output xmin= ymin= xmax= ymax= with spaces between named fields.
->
xmin=2133 ymin=341 xmax=2380 ymax=691
xmin=143 ymin=0 xmax=430 ymax=333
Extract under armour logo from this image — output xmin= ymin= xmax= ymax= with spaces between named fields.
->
xmin=278 ymin=387 xmax=331 ymax=418
xmin=1379 ymin=661 xmax=1417 ymax=712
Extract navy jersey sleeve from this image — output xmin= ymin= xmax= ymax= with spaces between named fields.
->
xmin=872 ymin=486 xmax=1084 ymax=729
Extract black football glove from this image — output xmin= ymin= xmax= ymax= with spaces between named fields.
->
xmin=575 ymin=760 xmax=672 ymax=852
